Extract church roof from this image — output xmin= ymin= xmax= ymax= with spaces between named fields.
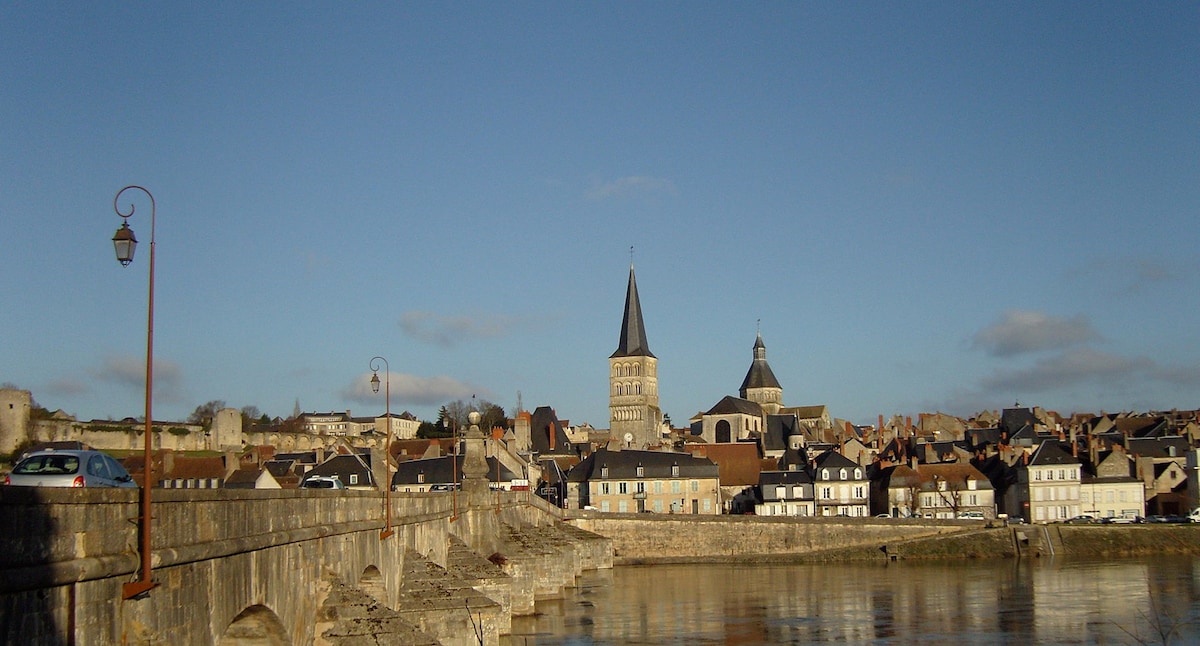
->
xmin=704 ymin=395 xmax=763 ymax=417
xmin=739 ymin=332 xmax=782 ymax=392
xmin=611 ymin=265 xmax=655 ymax=358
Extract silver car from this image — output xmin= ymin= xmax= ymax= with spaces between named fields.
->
xmin=4 ymin=449 xmax=137 ymax=488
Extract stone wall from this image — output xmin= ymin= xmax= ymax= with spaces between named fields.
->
xmin=0 ymin=487 xmax=610 ymax=645
xmin=567 ymin=513 xmax=976 ymax=564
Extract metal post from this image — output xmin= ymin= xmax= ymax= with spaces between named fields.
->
xmin=113 ymin=185 xmax=158 ymax=600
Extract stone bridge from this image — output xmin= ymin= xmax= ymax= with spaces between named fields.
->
xmin=0 ymin=486 xmax=612 ymax=645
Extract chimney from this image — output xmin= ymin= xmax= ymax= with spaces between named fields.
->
xmin=905 ymin=416 xmax=912 ymax=437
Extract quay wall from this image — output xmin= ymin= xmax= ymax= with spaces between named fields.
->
xmin=566 ymin=514 xmax=976 ymax=564
xmin=566 ymin=514 xmax=1200 ymax=564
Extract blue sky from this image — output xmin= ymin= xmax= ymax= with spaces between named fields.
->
xmin=3 ymin=3 xmax=1198 ymax=428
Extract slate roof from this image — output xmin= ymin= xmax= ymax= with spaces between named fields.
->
xmin=762 ymin=414 xmax=799 ymax=453
xmin=611 ymin=265 xmax=654 ymax=358
xmin=566 ymin=448 xmax=719 ymax=482
xmin=304 ymin=454 xmax=375 ymax=487
xmin=1027 ymin=441 xmax=1079 ymax=466
xmin=739 ymin=332 xmax=782 ymax=392
xmin=704 ymin=395 xmax=763 ymax=417
xmin=391 ymin=455 xmax=519 ymax=487
xmin=812 ymin=449 xmax=858 ymax=470
xmin=529 ymin=406 xmax=573 ymax=454
xmin=1126 ymin=436 xmax=1189 ymax=458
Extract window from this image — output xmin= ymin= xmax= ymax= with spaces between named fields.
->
xmin=349 ymin=474 xmax=358 ymax=485
xmin=601 ymin=465 xmax=609 ymax=478
xmin=775 ymin=486 xmax=786 ymax=499
xmin=619 ymin=482 xmax=628 ymax=494
xmin=653 ymin=500 xmax=663 ymax=513
xmin=636 ymin=465 xmax=644 ymax=477
xmin=671 ymin=481 xmax=681 ymax=494
xmin=601 ymin=482 xmax=610 ymax=495
xmin=653 ymin=481 xmax=662 ymax=494
xmin=821 ymin=487 xmax=832 ymax=500
xmin=1035 ymin=471 xmax=1042 ymax=481
xmin=671 ymin=464 xmax=680 ymax=477
xmin=854 ymin=469 xmax=862 ymax=480
xmin=703 ymin=498 xmax=712 ymax=512
xmin=691 ymin=480 xmax=698 ymax=492
xmin=636 ymin=482 xmax=645 ymax=493
xmin=618 ymin=500 xmax=628 ymax=513
xmin=822 ymin=469 xmax=830 ymax=480
xmin=839 ymin=469 xmax=847 ymax=480
xmin=601 ymin=501 xmax=611 ymax=512
xmin=853 ymin=486 xmax=865 ymax=498
xmin=1047 ymin=470 xmax=1054 ymax=480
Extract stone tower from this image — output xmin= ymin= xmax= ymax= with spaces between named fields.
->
xmin=739 ymin=331 xmax=783 ymax=415
xmin=609 ymin=264 xmax=661 ymax=449
xmin=0 ymin=388 xmax=32 ymax=456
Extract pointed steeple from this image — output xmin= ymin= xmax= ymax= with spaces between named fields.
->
xmin=740 ymin=331 xmax=781 ymax=392
xmin=612 ymin=263 xmax=654 ymax=358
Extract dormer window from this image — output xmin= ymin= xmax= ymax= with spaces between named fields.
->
xmin=822 ymin=469 xmax=829 ymax=480
xmin=601 ymin=465 xmax=609 ymax=479
xmin=671 ymin=463 xmax=679 ymax=477
xmin=417 ymin=471 xmax=425 ymax=484
xmin=854 ymin=469 xmax=862 ymax=480
xmin=636 ymin=464 xmax=644 ymax=478
xmin=839 ymin=469 xmax=847 ymax=480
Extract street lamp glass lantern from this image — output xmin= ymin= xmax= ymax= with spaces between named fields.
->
xmin=370 ymin=371 xmax=381 ymax=394
xmin=112 ymin=222 xmax=138 ymax=266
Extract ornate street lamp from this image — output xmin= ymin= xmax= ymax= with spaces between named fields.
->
xmin=370 ymin=356 xmax=394 ymax=539
xmin=111 ymin=185 xmax=158 ymax=599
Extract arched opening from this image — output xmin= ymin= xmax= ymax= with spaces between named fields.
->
xmin=716 ymin=420 xmax=731 ymax=444
xmin=218 ymin=605 xmax=290 ymax=646
xmin=359 ymin=565 xmax=387 ymax=604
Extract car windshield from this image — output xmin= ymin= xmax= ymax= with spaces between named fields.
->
xmin=306 ymin=480 xmax=334 ymax=488
xmin=14 ymin=454 xmax=80 ymax=475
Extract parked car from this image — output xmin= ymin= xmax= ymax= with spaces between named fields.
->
xmin=958 ymin=511 xmax=985 ymax=520
xmin=1146 ymin=514 xmax=1190 ymax=524
xmin=300 ymin=476 xmax=345 ymax=489
xmin=3 ymin=449 xmax=137 ymax=488
xmin=1064 ymin=515 xmax=1098 ymax=524
xmin=1101 ymin=515 xmax=1142 ymax=524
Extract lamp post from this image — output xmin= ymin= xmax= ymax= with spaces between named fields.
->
xmin=111 ymin=185 xmax=158 ymax=599
xmin=369 ymin=357 xmax=394 ymax=539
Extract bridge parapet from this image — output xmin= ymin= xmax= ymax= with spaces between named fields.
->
xmin=1 ymin=487 xmax=607 ymax=645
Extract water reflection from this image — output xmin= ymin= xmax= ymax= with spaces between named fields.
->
xmin=510 ymin=556 xmax=1200 ymax=645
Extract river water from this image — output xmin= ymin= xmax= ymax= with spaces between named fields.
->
xmin=508 ymin=556 xmax=1200 ymax=645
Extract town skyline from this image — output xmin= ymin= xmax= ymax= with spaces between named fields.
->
xmin=3 ymin=4 xmax=1198 ymax=428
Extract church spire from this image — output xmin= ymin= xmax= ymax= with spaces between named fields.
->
xmin=611 ymin=263 xmax=654 ymax=358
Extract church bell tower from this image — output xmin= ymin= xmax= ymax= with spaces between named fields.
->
xmin=609 ymin=263 xmax=661 ymax=449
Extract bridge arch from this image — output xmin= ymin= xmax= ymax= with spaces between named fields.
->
xmin=359 ymin=564 xmax=386 ymax=603
xmin=217 ymin=605 xmax=291 ymax=646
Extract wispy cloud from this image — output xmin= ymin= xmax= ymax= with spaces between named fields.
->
xmin=585 ymin=176 xmax=677 ymax=201
xmin=978 ymin=347 xmax=1153 ymax=393
xmin=45 ymin=378 xmax=89 ymax=397
xmin=400 ymin=310 xmax=517 ymax=348
xmin=341 ymin=372 xmax=483 ymax=407
xmin=92 ymin=354 xmax=184 ymax=403
xmin=972 ymin=310 xmax=1100 ymax=357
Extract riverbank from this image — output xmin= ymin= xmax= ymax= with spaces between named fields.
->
xmin=565 ymin=513 xmax=1200 ymax=564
